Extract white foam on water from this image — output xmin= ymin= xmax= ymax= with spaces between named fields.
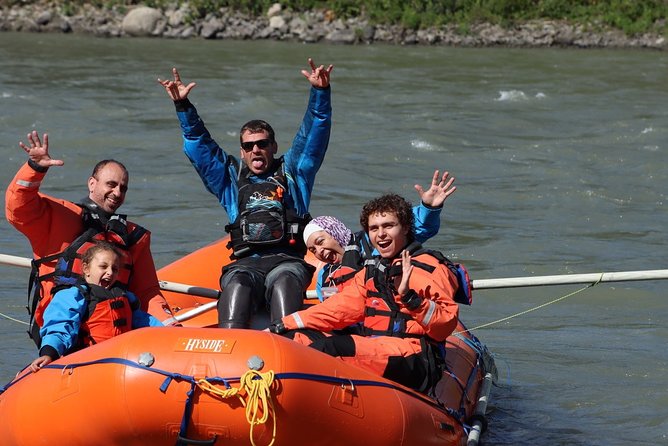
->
xmin=496 ymin=90 xmax=528 ymax=101
xmin=495 ymin=90 xmax=547 ymax=101
xmin=410 ymin=139 xmax=436 ymax=151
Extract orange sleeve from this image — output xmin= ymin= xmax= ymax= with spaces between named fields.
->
xmin=6 ymin=162 xmax=83 ymax=257
xmin=405 ymin=258 xmax=459 ymax=341
xmin=283 ymin=269 xmax=367 ymax=331
xmin=127 ymin=229 xmax=173 ymax=321
xmin=6 ymin=162 xmax=56 ymax=249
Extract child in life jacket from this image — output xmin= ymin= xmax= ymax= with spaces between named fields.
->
xmin=29 ymin=241 xmax=163 ymax=372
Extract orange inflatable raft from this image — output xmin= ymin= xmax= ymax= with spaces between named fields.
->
xmin=0 ymin=237 xmax=496 ymax=446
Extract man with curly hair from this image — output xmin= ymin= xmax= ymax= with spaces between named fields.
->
xmin=273 ymin=193 xmax=460 ymax=393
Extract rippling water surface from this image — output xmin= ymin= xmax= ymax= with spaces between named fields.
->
xmin=1 ymin=32 xmax=666 ymax=445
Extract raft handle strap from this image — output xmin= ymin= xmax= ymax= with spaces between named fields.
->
xmin=173 ymin=382 xmax=219 ymax=446
xmin=175 ymin=434 xmax=218 ymax=446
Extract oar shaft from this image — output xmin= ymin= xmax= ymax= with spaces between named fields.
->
xmin=165 ymin=288 xmax=333 ymax=324
xmin=0 ymin=254 xmax=31 ymax=269
xmin=472 ymin=270 xmax=668 ymax=290
xmin=3 ymin=252 xmax=667 ymax=293
xmin=167 ymin=301 xmax=217 ymax=324
xmin=0 ymin=253 xmax=330 ymax=302
xmin=158 ymin=281 xmax=220 ymax=299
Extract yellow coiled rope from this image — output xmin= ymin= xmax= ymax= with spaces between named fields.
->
xmin=196 ymin=369 xmax=277 ymax=446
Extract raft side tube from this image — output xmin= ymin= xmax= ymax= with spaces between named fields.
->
xmin=0 ymin=328 xmax=471 ymax=446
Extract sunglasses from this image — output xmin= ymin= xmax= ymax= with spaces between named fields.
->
xmin=241 ymin=139 xmax=272 ymax=152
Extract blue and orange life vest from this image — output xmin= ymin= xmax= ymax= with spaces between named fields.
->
xmin=59 ymin=282 xmax=138 ymax=351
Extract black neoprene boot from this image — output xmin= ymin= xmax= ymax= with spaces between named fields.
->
xmin=217 ymin=273 xmax=254 ymax=328
xmin=268 ymin=273 xmax=304 ymax=324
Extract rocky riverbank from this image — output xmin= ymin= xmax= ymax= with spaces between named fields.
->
xmin=1 ymin=2 xmax=666 ymax=49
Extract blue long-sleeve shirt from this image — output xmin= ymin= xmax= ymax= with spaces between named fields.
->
xmin=412 ymin=202 xmax=442 ymax=243
xmin=39 ymin=285 xmax=163 ymax=358
xmin=174 ymin=86 xmax=332 ymax=222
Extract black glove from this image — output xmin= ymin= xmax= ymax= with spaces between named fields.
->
xmin=28 ymin=159 xmax=49 ymax=173
xmin=38 ymin=345 xmax=60 ymax=361
xmin=400 ymin=289 xmax=423 ymax=311
xmin=268 ymin=322 xmax=287 ymax=334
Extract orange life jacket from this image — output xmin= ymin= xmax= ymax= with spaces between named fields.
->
xmin=361 ymin=243 xmax=455 ymax=339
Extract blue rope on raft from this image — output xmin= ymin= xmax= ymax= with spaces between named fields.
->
xmin=1 ymin=356 xmax=467 ymax=428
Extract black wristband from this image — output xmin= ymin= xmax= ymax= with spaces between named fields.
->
xmin=269 ymin=322 xmax=287 ymax=334
xmin=38 ymin=345 xmax=60 ymax=361
xmin=27 ymin=159 xmax=49 ymax=173
xmin=421 ymin=200 xmax=443 ymax=210
xmin=174 ymin=98 xmax=194 ymax=112
xmin=400 ymin=289 xmax=423 ymax=311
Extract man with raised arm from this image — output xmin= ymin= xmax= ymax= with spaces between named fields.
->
xmin=159 ymin=58 xmax=333 ymax=329
xmin=6 ymin=131 xmax=173 ymax=345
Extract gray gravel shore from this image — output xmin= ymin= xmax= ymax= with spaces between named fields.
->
xmin=1 ymin=2 xmax=666 ymax=49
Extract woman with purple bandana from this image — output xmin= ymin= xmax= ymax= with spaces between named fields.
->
xmin=304 ymin=169 xmax=456 ymax=299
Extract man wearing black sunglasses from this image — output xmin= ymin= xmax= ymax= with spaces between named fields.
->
xmin=159 ymin=58 xmax=333 ymax=330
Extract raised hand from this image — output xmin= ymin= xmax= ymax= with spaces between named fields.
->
xmin=395 ymin=249 xmax=414 ymax=297
xmin=157 ymin=67 xmax=197 ymax=101
xmin=19 ymin=131 xmax=64 ymax=169
xmin=301 ymin=58 xmax=334 ymax=89
xmin=415 ymin=170 xmax=456 ymax=208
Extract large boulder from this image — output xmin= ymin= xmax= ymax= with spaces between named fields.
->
xmin=122 ymin=6 xmax=162 ymax=37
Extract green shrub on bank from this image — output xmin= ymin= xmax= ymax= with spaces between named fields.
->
xmin=2 ymin=0 xmax=666 ymax=36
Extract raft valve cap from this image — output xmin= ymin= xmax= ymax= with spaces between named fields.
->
xmin=247 ymin=355 xmax=265 ymax=371
xmin=138 ymin=352 xmax=155 ymax=367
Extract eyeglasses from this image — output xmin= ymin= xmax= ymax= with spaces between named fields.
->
xmin=241 ymin=139 xmax=272 ymax=152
